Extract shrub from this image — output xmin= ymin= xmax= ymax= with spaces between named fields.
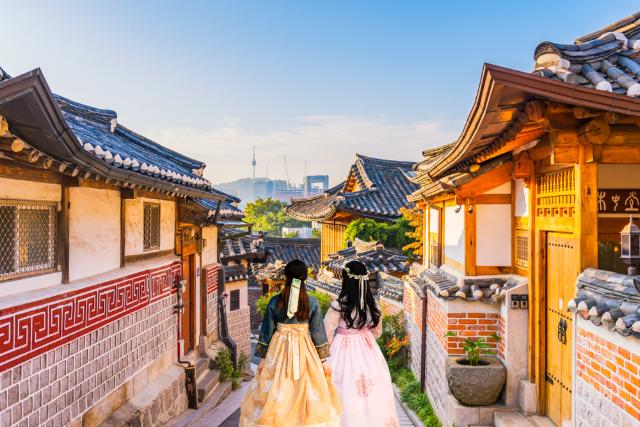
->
xmin=256 ymin=289 xmax=332 ymax=319
xmin=214 ymin=349 xmax=247 ymax=390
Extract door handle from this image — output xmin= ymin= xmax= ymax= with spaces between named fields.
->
xmin=557 ymin=318 xmax=567 ymax=345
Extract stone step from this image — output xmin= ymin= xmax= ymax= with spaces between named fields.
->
xmin=195 ymin=357 xmax=211 ymax=380
xmin=529 ymin=416 xmax=556 ymax=427
xmin=494 ymin=412 xmax=537 ymax=427
xmin=167 ymin=380 xmax=233 ymax=427
xmin=197 ymin=369 xmax=221 ymax=402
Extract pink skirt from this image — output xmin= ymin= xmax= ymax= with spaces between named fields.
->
xmin=328 ymin=327 xmax=399 ymax=427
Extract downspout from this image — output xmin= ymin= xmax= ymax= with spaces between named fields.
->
xmin=419 ymin=285 xmax=428 ymax=391
xmin=217 ymin=266 xmax=238 ymax=368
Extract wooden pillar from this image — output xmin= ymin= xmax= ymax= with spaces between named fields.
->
xmin=464 ymin=203 xmax=476 ymax=276
xmin=527 ymin=173 xmax=538 ymax=383
xmin=574 ymin=145 xmax=598 ymax=274
xmin=59 ymin=183 xmax=71 ymax=284
xmin=426 ymin=206 xmax=431 ymax=266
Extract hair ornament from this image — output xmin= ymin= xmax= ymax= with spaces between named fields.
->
xmin=343 ymin=266 xmax=369 ymax=310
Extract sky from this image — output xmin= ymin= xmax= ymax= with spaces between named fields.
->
xmin=3 ymin=1 xmax=639 ymax=186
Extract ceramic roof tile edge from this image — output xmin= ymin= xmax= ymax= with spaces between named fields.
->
xmin=0 ymin=67 xmax=220 ymax=199
xmin=223 ymin=264 xmax=249 ymax=282
xmin=407 ymin=267 xmax=520 ymax=304
xmin=569 ymin=268 xmax=640 ymax=337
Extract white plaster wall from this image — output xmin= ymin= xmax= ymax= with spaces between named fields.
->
xmin=476 ymin=204 xmax=512 ymax=266
xmin=201 ymin=226 xmax=219 ymax=265
xmin=514 ymin=179 xmax=529 ymax=218
xmin=124 ymin=198 xmax=175 ymax=256
xmin=0 ymin=177 xmax=61 ymax=201
xmin=68 ymin=187 xmax=120 ymax=281
xmin=444 ymin=206 xmax=464 ymax=269
xmin=225 ymin=280 xmax=248 ymax=313
xmin=484 ymin=181 xmax=511 ymax=195
xmin=0 ymin=272 xmax=63 ymax=297
xmin=598 ymin=164 xmax=640 ymax=189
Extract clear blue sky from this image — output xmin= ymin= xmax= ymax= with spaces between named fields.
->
xmin=3 ymin=1 xmax=638 ymax=185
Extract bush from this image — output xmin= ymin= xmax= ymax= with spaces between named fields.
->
xmin=392 ymin=367 xmax=441 ymax=427
xmin=344 ymin=217 xmax=413 ymax=251
xmin=214 ymin=349 xmax=246 ymax=390
xmin=377 ymin=313 xmax=409 ymax=370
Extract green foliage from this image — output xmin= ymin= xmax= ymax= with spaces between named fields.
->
xmin=283 ymin=231 xmax=300 ymax=238
xmin=244 ymin=197 xmax=307 ymax=236
xmin=343 ymin=217 xmax=412 ymax=250
xmin=390 ymin=367 xmax=441 ymax=427
xmin=399 ymin=206 xmax=424 ymax=259
xmin=444 ymin=331 xmax=501 ymax=366
xmin=311 ymin=228 xmax=321 ymax=238
xmin=377 ymin=313 xmax=408 ymax=370
xmin=255 ymin=290 xmax=332 ymax=319
xmin=214 ymin=349 xmax=247 ymax=390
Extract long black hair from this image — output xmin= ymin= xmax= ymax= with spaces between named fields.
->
xmin=276 ymin=260 xmax=310 ymax=320
xmin=336 ymin=260 xmax=381 ymax=329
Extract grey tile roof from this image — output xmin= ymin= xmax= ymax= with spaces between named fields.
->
xmin=0 ymin=68 xmax=218 ymax=196
xmin=224 ymin=264 xmax=249 ymax=282
xmin=285 ymin=154 xmax=418 ymax=221
xmin=570 ymin=269 xmax=640 ymax=337
xmin=533 ymin=12 xmax=640 ymax=97
xmin=264 ymin=237 xmax=321 ymax=271
xmin=219 ymin=230 xmax=266 ymax=262
xmin=323 ymin=239 xmax=409 ymax=278
xmin=407 ymin=267 xmax=518 ymax=304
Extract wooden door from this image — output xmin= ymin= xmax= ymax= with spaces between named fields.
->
xmin=545 ymin=232 xmax=574 ymax=426
xmin=181 ymin=255 xmax=195 ymax=353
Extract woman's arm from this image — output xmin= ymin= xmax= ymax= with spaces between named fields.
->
xmin=370 ymin=319 xmax=383 ymax=338
xmin=309 ymin=301 xmax=330 ymax=361
xmin=323 ymin=304 xmax=341 ymax=347
xmin=255 ymin=299 xmax=277 ymax=359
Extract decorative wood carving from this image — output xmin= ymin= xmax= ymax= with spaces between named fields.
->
xmin=535 ymin=168 xmax=576 ymax=218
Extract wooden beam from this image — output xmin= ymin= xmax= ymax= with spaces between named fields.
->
xmin=0 ymin=116 xmax=8 ymax=137
xmin=454 ymin=161 xmax=513 ymax=198
xmin=473 ymin=194 xmax=511 ymax=204
xmin=579 ymin=119 xmax=610 ymax=145
xmin=60 ymin=184 xmax=71 ymax=284
xmin=120 ymin=189 xmax=126 ymax=268
xmin=574 ymin=147 xmax=598 ymax=274
xmin=465 ymin=204 xmax=476 ymax=276
xmin=599 ymin=145 xmax=640 ymax=163
xmin=0 ymin=158 xmax=77 ymax=185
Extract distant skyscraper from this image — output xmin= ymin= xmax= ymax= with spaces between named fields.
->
xmin=251 ymin=146 xmax=257 ymax=179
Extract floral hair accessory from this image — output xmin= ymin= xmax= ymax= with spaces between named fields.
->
xmin=343 ymin=266 xmax=369 ymax=310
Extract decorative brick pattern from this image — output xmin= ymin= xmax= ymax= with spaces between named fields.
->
xmin=0 ymin=285 xmax=177 ymax=426
xmin=205 ymin=264 xmax=220 ymax=294
xmin=206 ymin=292 xmax=219 ymax=339
xmin=575 ymin=377 xmax=640 ymax=427
xmin=576 ymin=326 xmax=640 ymax=423
xmin=228 ymin=307 xmax=251 ymax=359
xmin=0 ymin=262 xmax=180 ymax=373
xmin=497 ymin=313 xmax=506 ymax=362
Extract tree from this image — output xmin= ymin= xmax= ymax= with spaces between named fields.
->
xmin=399 ymin=206 xmax=423 ymax=259
xmin=244 ymin=198 xmax=307 ymax=236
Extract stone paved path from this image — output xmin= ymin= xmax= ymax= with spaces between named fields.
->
xmin=188 ymin=381 xmax=416 ymax=427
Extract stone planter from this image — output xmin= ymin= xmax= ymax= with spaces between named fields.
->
xmin=446 ymin=356 xmax=506 ymax=406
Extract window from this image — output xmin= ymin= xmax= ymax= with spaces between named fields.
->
xmin=0 ymin=200 xmax=57 ymax=280
xmin=143 ymin=203 xmax=161 ymax=250
xmin=515 ymin=230 xmax=529 ymax=269
xmin=230 ymin=289 xmax=240 ymax=311
xmin=429 ymin=207 xmax=441 ymax=267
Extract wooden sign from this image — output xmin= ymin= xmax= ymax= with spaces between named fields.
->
xmin=598 ymin=189 xmax=640 ymax=213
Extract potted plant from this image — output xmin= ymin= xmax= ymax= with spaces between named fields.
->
xmin=444 ymin=332 xmax=506 ymax=406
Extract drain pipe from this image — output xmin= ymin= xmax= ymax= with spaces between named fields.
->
xmin=419 ymin=285 xmax=428 ymax=391
xmin=174 ymin=279 xmax=198 ymax=409
xmin=217 ymin=267 xmax=238 ymax=368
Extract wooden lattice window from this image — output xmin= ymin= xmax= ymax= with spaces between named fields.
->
xmin=230 ymin=289 xmax=240 ymax=311
xmin=0 ymin=200 xmax=58 ymax=280
xmin=143 ymin=203 xmax=161 ymax=251
xmin=515 ymin=230 xmax=529 ymax=269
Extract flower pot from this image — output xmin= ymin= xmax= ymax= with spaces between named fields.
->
xmin=446 ymin=356 xmax=506 ymax=406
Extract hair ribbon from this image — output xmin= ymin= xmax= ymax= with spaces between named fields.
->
xmin=287 ymin=278 xmax=302 ymax=319
xmin=344 ymin=267 xmax=368 ymax=310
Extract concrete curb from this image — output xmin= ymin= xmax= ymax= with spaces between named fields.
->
xmin=393 ymin=385 xmax=424 ymax=427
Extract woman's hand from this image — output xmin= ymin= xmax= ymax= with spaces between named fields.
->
xmin=256 ymin=359 xmax=265 ymax=375
xmin=322 ymin=361 xmax=332 ymax=377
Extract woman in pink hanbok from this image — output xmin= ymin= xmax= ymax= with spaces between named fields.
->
xmin=324 ymin=260 xmax=399 ymax=427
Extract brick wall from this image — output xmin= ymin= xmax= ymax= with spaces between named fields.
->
xmin=446 ymin=312 xmax=500 ymax=356
xmin=0 ymin=261 xmax=181 ymax=427
xmin=575 ymin=322 xmax=640 ymax=425
xmin=497 ymin=313 xmax=506 ymax=362
xmin=228 ymin=307 xmax=251 ymax=359
xmin=380 ymin=296 xmax=403 ymax=316
xmin=204 ymin=264 xmax=220 ymax=342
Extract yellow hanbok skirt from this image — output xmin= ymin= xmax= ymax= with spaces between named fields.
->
xmin=239 ymin=323 xmax=342 ymax=427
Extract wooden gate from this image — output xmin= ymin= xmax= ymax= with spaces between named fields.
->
xmin=181 ymin=254 xmax=195 ymax=353
xmin=545 ymin=232 xmax=574 ymax=426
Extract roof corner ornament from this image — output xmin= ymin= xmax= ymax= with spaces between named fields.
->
xmin=110 ymin=118 xmax=117 ymax=133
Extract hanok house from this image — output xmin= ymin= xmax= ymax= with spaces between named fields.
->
xmin=0 ymin=66 xmax=233 ymax=427
xmin=285 ymin=154 xmax=419 ymax=261
xmin=404 ymin=12 xmax=640 ymax=427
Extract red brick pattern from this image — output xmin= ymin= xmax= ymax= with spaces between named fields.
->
xmin=497 ymin=314 xmax=506 ymax=361
xmin=205 ymin=264 xmax=221 ymax=294
xmin=427 ymin=294 xmax=447 ymax=348
xmin=446 ymin=313 xmax=500 ymax=356
xmin=576 ymin=327 xmax=640 ymax=421
xmin=0 ymin=262 xmax=180 ymax=373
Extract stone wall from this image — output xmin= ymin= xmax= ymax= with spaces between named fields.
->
xmin=0 ymin=261 xmax=182 ymax=427
xmin=575 ymin=320 xmax=640 ymax=425
xmin=248 ymin=286 xmax=263 ymax=331
xmin=228 ymin=307 xmax=251 ymax=359
xmin=380 ymin=296 xmax=403 ymax=316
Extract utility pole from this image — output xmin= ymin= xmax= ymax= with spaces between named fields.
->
xmin=251 ymin=146 xmax=256 ymax=179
